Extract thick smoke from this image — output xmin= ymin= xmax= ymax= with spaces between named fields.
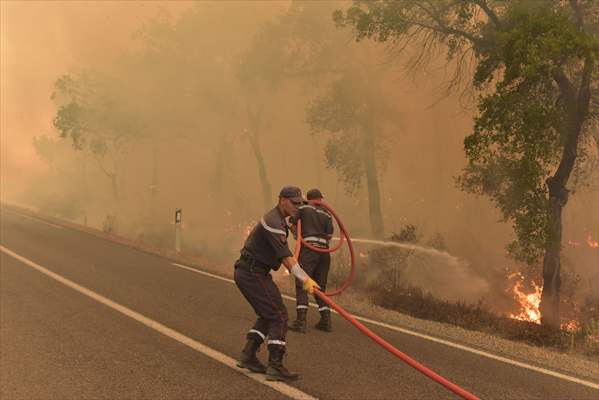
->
xmin=1 ymin=1 xmax=597 ymax=313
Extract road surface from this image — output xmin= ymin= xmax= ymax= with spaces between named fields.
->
xmin=1 ymin=206 xmax=597 ymax=399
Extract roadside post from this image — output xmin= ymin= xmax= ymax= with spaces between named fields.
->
xmin=175 ymin=208 xmax=182 ymax=253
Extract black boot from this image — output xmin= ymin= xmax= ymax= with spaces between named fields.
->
xmin=266 ymin=344 xmax=299 ymax=381
xmin=237 ymin=338 xmax=266 ymax=373
xmin=288 ymin=308 xmax=307 ymax=333
xmin=315 ymin=309 xmax=332 ymax=332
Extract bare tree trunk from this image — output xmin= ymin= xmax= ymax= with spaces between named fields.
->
xmin=210 ymin=132 xmax=228 ymax=195
xmin=540 ymin=178 xmax=567 ymax=327
xmin=541 ymin=61 xmax=593 ymax=327
xmin=111 ymin=173 xmax=119 ymax=203
xmin=310 ymin=134 xmax=322 ymax=188
xmin=81 ymin=151 xmax=88 ymax=226
xmin=363 ymin=130 xmax=384 ymax=238
xmin=150 ymin=139 xmax=158 ymax=217
xmin=247 ymin=104 xmax=272 ymax=209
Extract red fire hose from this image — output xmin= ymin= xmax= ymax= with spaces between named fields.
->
xmin=294 ymin=200 xmax=480 ymax=400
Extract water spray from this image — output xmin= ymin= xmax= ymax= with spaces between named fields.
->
xmin=294 ymin=199 xmax=480 ymax=400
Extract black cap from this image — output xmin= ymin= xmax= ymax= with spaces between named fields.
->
xmin=279 ymin=186 xmax=304 ymax=203
xmin=307 ymin=188 xmax=323 ymax=200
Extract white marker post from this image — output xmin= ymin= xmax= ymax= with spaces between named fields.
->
xmin=175 ymin=208 xmax=182 ymax=253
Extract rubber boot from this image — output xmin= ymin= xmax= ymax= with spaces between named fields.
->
xmin=288 ymin=308 xmax=307 ymax=333
xmin=237 ymin=338 xmax=267 ymax=373
xmin=266 ymin=344 xmax=299 ymax=381
xmin=315 ymin=309 xmax=332 ymax=332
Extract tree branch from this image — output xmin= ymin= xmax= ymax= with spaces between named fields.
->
xmin=414 ymin=1 xmax=482 ymax=46
xmin=473 ymin=0 xmax=501 ymax=27
xmin=577 ymin=58 xmax=594 ymax=117
xmin=92 ymin=151 xmax=115 ymax=179
xmin=569 ymin=0 xmax=584 ymax=27
xmin=552 ymin=68 xmax=577 ymax=104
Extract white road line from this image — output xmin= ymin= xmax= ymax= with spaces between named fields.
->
xmin=0 ymin=246 xmax=317 ymax=400
xmin=4 ymin=209 xmax=63 ymax=229
xmin=171 ymin=262 xmax=599 ymax=391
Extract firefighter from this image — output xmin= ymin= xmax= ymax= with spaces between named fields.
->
xmin=234 ymin=186 xmax=320 ymax=382
xmin=289 ymin=188 xmax=334 ymax=333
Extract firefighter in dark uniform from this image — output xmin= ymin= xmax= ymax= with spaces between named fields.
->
xmin=289 ymin=188 xmax=334 ymax=333
xmin=234 ymin=186 xmax=320 ymax=382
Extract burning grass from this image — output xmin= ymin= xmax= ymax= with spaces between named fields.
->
xmin=329 ymin=227 xmax=599 ymax=357
xmin=368 ymin=282 xmax=599 ymax=356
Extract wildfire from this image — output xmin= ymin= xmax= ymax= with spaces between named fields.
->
xmin=509 ymin=275 xmax=542 ymax=324
xmin=359 ymin=251 xmax=368 ymax=258
xmin=587 ymin=235 xmax=599 ymax=249
xmin=561 ymin=320 xmax=581 ymax=332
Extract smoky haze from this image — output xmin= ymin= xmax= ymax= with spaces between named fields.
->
xmin=1 ymin=1 xmax=597 ymax=316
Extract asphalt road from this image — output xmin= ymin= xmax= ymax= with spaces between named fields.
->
xmin=1 ymin=206 xmax=597 ymax=399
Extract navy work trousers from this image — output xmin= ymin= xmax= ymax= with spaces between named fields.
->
xmin=234 ymin=259 xmax=288 ymax=345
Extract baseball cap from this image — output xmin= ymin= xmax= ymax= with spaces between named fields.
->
xmin=307 ymin=188 xmax=324 ymax=200
xmin=279 ymin=186 xmax=304 ymax=204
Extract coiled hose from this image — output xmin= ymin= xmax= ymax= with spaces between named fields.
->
xmin=293 ymin=200 xmax=479 ymax=400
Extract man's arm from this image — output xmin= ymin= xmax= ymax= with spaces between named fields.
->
xmin=281 ymin=256 xmax=320 ymax=294
xmin=325 ymin=212 xmax=334 ymax=238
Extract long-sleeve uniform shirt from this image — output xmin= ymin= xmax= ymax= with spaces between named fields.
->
xmin=293 ymin=203 xmax=334 ymax=310
xmin=241 ymin=207 xmax=293 ymax=271
xmin=298 ymin=203 xmax=334 ymax=248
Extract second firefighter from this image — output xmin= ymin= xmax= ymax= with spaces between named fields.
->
xmin=289 ymin=188 xmax=334 ymax=333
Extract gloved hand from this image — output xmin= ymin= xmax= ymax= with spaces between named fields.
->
xmin=303 ymin=277 xmax=321 ymax=294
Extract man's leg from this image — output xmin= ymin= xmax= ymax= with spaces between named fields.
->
xmin=234 ymin=266 xmax=268 ymax=373
xmin=289 ymin=249 xmax=318 ymax=333
xmin=235 ymin=266 xmax=298 ymax=381
xmin=313 ymin=253 xmax=332 ymax=332
xmin=255 ymin=274 xmax=299 ymax=381
xmin=238 ymin=322 xmax=267 ymax=372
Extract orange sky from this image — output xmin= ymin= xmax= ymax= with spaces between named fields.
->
xmin=1 ymin=0 xmax=192 ymax=197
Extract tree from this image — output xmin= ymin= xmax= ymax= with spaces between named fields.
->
xmin=33 ymin=133 xmax=88 ymax=222
xmin=306 ymin=70 xmax=396 ymax=238
xmin=335 ymin=0 xmax=598 ymax=326
xmin=135 ymin=3 xmax=275 ymax=210
xmin=52 ymin=71 xmax=141 ymax=208
xmin=241 ymin=1 xmax=398 ymax=232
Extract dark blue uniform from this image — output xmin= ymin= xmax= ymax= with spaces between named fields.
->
xmin=234 ymin=206 xmax=293 ymax=346
xmin=295 ymin=203 xmax=334 ymax=312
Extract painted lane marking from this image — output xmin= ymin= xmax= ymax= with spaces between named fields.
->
xmin=0 ymin=246 xmax=316 ymax=400
xmin=171 ymin=262 xmax=599 ymax=391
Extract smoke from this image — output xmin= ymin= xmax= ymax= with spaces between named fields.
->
xmin=1 ymin=1 xmax=597 ymax=313
xmin=348 ymin=238 xmax=490 ymax=303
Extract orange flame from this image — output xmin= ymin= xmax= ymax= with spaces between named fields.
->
xmin=561 ymin=320 xmax=581 ymax=332
xmin=509 ymin=275 xmax=542 ymax=324
xmin=587 ymin=235 xmax=599 ymax=249
xmin=359 ymin=251 xmax=368 ymax=258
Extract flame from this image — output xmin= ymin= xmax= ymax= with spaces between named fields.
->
xmin=509 ymin=275 xmax=542 ymax=324
xmin=359 ymin=251 xmax=368 ymax=258
xmin=568 ymin=240 xmax=580 ymax=247
xmin=587 ymin=235 xmax=599 ymax=249
xmin=561 ymin=320 xmax=581 ymax=332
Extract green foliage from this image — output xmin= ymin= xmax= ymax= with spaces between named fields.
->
xmin=237 ymin=1 xmax=348 ymax=91
xmin=33 ymin=134 xmax=59 ymax=165
xmin=337 ymin=0 xmax=599 ymax=265
xmin=52 ymin=72 xmax=140 ymax=154
xmin=306 ymin=71 xmax=393 ymax=194
xmin=460 ymin=3 xmax=598 ymax=263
